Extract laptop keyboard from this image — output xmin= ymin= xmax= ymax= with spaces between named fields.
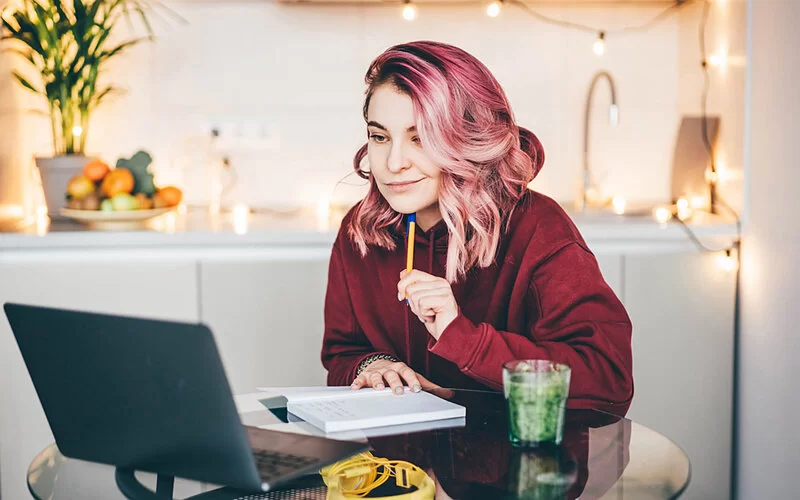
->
xmin=253 ymin=449 xmax=319 ymax=477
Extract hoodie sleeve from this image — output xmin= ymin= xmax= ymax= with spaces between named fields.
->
xmin=428 ymin=242 xmax=633 ymax=416
xmin=320 ymin=234 xmax=394 ymax=386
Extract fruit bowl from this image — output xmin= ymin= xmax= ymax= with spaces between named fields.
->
xmin=60 ymin=207 xmax=174 ymax=231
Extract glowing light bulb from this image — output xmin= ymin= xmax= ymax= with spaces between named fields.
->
xmin=708 ymin=53 xmax=725 ymax=67
xmin=593 ymin=32 xmax=606 ymax=56
xmin=486 ymin=1 xmax=501 ymax=17
xmin=653 ymin=206 xmax=672 ymax=224
xmin=690 ymin=195 xmax=707 ymax=211
xmin=316 ymin=198 xmax=331 ymax=231
xmin=717 ymin=250 xmax=737 ymax=272
xmin=715 ymin=160 xmax=737 ymax=182
xmin=611 ymin=196 xmax=626 ymax=215
xmin=161 ymin=211 xmax=177 ymax=233
xmin=676 ymin=197 xmax=693 ymax=221
xmin=402 ymin=2 xmax=417 ymax=21
xmin=72 ymin=125 xmax=83 ymax=137
xmin=35 ymin=205 xmax=49 ymax=236
xmin=232 ymin=203 xmax=249 ymax=235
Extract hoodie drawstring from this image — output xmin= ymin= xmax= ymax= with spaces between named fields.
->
xmin=428 ymin=231 xmax=435 ymax=274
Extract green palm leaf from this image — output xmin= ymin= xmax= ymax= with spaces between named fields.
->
xmin=1 ymin=0 xmax=169 ymax=155
xmin=12 ymin=71 xmax=41 ymax=94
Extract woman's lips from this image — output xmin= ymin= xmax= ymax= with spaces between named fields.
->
xmin=386 ymin=179 xmax=423 ymax=193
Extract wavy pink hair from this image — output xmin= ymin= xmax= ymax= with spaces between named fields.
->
xmin=348 ymin=40 xmax=545 ymax=282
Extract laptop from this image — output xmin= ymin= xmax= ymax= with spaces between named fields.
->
xmin=3 ymin=302 xmax=369 ymax=492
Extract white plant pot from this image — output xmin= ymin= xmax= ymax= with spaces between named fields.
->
xmin=35 ymin=155 xmax=95 ymax=217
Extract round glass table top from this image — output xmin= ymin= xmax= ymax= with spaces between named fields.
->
xmin=27 ymin=389 xmax=689 ymax=499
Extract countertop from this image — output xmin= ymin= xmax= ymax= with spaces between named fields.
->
xmin=0 ymin=203 xmax=740 ymax=258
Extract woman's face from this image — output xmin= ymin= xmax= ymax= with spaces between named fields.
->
xmin=366 ymin=84 xmax=441 ymax=225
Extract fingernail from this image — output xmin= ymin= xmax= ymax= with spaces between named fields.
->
xmin=412 ymin=384 xmax=421 ymax=392
xmin=376 ymin=383 xmax=385 ymax=390
xmin=394 ymin=386 xmax=403 ymax=395
xmin=398 ymin=292 xmax=403 ymax=301
xmin=419 ymin=316 xmax=425 ymax=323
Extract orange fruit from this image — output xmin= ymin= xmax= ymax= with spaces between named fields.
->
xmin=66 ymin=175 xmax=95 ymax=200
xmin=135 ymin=193 xmax=153 ymax=210
xmin=157 ymin=186 xmax=183 ymax=207
xmin=83 ymin=159 xmax=111 ymax=182
xmin=101 ymin=168 xmax=135 ymax=198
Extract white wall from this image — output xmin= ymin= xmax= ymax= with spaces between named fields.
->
xmin=738 ymin=0 xmax=800 ymax=498
xmin=0 ymin=1 xmax=682 ymax=214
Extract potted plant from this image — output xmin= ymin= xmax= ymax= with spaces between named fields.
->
xmin=1 ymin=0 xmax=161 ymax=216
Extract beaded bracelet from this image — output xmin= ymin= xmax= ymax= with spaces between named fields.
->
xmin=355 ymin=353 xmax=400 ymax=377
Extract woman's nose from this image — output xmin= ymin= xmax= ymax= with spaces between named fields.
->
xmin=386 ymin=144 xmax=411 ymax=173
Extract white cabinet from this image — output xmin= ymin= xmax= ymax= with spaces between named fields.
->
xmin=624 ymin=252 xmax=736 ymax=500
xmin=0 ymin=248 xmax=736 ymax=500
xmin=0 ymin=261 xmax=198 ymax=500
xmin=198 ymin=258 xmax=330 ymax=394
xmin=595 ymin=254 xmax=625 ymax=299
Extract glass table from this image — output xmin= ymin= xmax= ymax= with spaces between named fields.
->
xmin=27 ymin=389 xmax=689 ymax=499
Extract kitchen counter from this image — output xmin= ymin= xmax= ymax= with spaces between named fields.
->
xmin=0 ymin=202 xmax=739 ymax=500
xmin=0 ymin=203 xmax=739 ymax=259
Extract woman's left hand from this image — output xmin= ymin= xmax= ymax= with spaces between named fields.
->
xmin=398 ymin=269 xmax=459 ymax=340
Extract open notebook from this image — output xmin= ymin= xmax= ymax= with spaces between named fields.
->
xmin=255 ymin=386 xmax=466 ymax=433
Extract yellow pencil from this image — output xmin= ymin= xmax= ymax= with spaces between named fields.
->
xmin=405 ymin=214 xmax=416 ymax=299
xmin=406 ymin=214 xmax=416 ymax=273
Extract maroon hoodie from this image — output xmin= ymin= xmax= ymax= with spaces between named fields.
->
xmin=321 ymin=190 xmax=634 ymax=416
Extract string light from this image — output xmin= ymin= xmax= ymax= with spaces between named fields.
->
xmin=593 ymin=32 xmax=606 ymax=56
xmin=316 ymin=197 xmax=331 ymax=231
xmin=402 ymin=0 xmax=417 ymax=21
xmin=486 ymin=0 xmax=502 ymax=18
xmin=72 ymin=125 xmax=83 ymax=137
xmin=35 ymin=205 xmax=49 ymax=236
xmin=611 ymin=196 xmax=626 ymax=215
xmin=690 ymin=195 xmax=707 ymax=210
xmin=708 ymin=52 xmax=724 ymax=67
xmin=505 ymin=0 xmax=685 ymax=58
xmin=232 ymin=203 xmax=249 ymax=235
xmin=717 ymin=249 xmax=737 ymax=272
xmin=676 ymin=197 xmax=693 ymax=221
xmin=705 ymin=167 xmax=719 ymax=184
xmin=653 ymin=206 xmax=672 ymax=224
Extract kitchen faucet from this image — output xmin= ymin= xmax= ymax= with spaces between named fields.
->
xmin=580 ymin=71 xmax=619 ymax=212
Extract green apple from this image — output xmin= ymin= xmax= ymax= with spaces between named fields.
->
xmin=110 ymin=192 xmax=138 ymax=211
xmin=100 ymin=199 xmax=114 ymax=212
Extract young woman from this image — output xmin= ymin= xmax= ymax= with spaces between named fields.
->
xmin=321 ymin=41 xmax=633 ymax=416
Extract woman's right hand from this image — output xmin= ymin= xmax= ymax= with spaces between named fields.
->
xmin=351 ymin=359 xmax=439 ymax=394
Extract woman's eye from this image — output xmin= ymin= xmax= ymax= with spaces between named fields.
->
xmin=412 ymin=136 xmax=421 ymax=145
xmin=369 ymin=134 xmax=388 ymax=143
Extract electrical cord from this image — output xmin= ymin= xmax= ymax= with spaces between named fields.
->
xmin=682 ymin=0 xmax=742 ymax=255
xmin=507 ymin=0 xmax=692 ymax=36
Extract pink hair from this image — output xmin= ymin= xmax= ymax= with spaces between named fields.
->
xmin=348 ymin=40 xmax=545 ymax=283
